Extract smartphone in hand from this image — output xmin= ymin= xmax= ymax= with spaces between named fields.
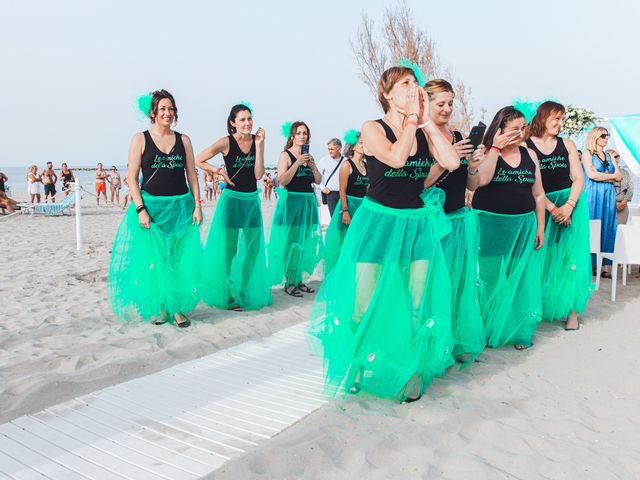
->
xmin=301 ymin=144 xmax=310 ymax=155
xmin=467 ymin=122 xmax=487 ymax=149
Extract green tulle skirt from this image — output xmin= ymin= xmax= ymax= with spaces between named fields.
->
xmin=323 ymin=195 xmax=364 ymax=275
xmin=473 ymin=209 xmax=543 ymax=347
xmin=441 ymin=206 xmax=485 ymax=363
xmin=201 ymin=188 xmax=272 ymax=310
xmin=541 ymin=189 xmax=594 ymax=321
xmin=108 ymin=191 xmax=202 ymax=321
xmin=268 ymin=188 xmax=322 ymax=286
xmin=308 ymin=189 xmax=454 ymax=402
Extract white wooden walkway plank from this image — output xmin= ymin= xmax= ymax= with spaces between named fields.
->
xmin=198 ymin=348 xmax=325 ymax=385
xmin=0 ymin=425 xmax=122 ymax=480
xmin=146 ymin=368 xmax=322 ymax=415
xmin=105 ymin=378 xmax=264 ymax=445
xmin=125 ymin=376 xmax=286 ymax=440
xmin=206 ymin=351 xmax=326 ymax=386
xmin=0 ymin=323 xmax=330 ymax=479
xmin=166 ymin=359 xmax=327 ymax=405
xmin=7 ymin=418 xmax=160 ymax=480
xmin=191 ymin=358 xmax=325 ymax=399
xmin=70 ymin=397 xmax=226 ymax=469
xmin=23 ymin=411 xmax=197 ymax=480
xmin=55 ymin=400 xmax=218 ymax=474
xmin=44 ymin=403 xmax=212 ymax=478
xmin=103 ymin=384 xmax=296 ymax=436
xmin=0 ymin=449 xmax=48 ymax=480
xmin=87 ymin=390 xmax=247 ymax=456
xmin=85 ymin=391 xmax=282 ymax=439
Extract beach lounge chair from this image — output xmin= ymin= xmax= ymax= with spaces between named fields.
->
xmin=19 ymin=193 xmax=76 ymax=216
xmin=601 ymin=224 xmax=640 ymax=301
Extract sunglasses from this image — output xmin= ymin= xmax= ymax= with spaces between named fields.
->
xmin=599 ymin=133 xmax=610 ymax=139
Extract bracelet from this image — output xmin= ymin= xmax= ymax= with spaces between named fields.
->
xmin=407 ymin=113 xmax=419 ymax=120
xmin=566 ymin=199 xmax=576 ymax=207
xmin=550 ymin=206 xmax=557 ymax=213
xmin=490 ymin=146 xmax=502 ymax=154
xmin=135 ymin=204 xmax=146 ymax=214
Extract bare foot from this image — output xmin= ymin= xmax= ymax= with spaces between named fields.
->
xmin=565 ymin=311 xmax=580 ymax=331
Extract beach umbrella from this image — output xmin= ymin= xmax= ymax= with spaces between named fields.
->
xmin=607 ymin=114 xmax=640 ymax=176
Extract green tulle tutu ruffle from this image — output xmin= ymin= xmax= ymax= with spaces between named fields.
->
xmin=108 ymin=191 xmax=202 ymax=321
xmin=441 ymin=206 xmax=485 ymax=363
xmin=322 ymin=195 xmax=364 ymax=275
xmin=541 ymin=189 xmax=594 ymax=321
xmin=268 ymin=188 xmax=322 ymax=286
xmin=472 ymin=209 xmax=543 ymax=347
xmin=308 ymin=189 xmax=455 ymax=402
xmin=201 ymin=188 xmax=272 ymax=310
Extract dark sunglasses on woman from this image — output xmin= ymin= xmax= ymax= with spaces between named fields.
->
xmin=600 ymin=133 xmax=610 ymax=139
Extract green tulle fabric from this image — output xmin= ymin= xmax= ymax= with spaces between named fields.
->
xmin=108 ymin=191 xmax=202 ymax=321
xmin=268 ymin=188 xmax=322 ymax=286
xmin=201 ymin=189 xmax=272 ymax=310
xmin=308 ymin=189 xmax=455 ymax=402
xmin=441 ymin=206 xmax=485 ymax=364
xmin=472 ymin=209 xmax=543 ymax=347
xmin=322 ymin=196 xmax=364 ymax=275
xmin=541 ymin=189 xmax=594 ymax=321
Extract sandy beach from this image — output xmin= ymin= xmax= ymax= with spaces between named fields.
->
xmin=0 ymin=196 xmax=321 ymax=425
xmin=2 ymin=197 xmax=640 ymax=479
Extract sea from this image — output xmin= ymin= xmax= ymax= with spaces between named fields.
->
xmin=1 ymin=165 xmax=279 ymax=197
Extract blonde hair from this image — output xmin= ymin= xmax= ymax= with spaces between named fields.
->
xmin=585 ymin=126 xmax=608 ymax=154
xmin=425 ymin=79 xmax=454 ymax=98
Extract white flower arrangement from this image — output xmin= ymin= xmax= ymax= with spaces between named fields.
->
xmin=562 ymin=105 xmax=600 ymax=137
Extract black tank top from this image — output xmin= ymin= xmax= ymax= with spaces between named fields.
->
xmin=0 ymin=174 xmax=5 ymax=192
xmin=432 ymin=131 xmax=467 ymax=213
xmin=141 ymin=130 xmax=189 ymax=196
xmin=61 ymin=171 xmax=73 ymax=184
xmin=472 ymin=146 xmax=536 ymax=214
xmin=345 ymin=158 xmax=368 ymax=198
xmin=525 ymin=138 xmax=572 ymax=193
xmin=284 ymin=151 xmax=315 ymax=193
xmin=223 ymin=135 xmax=257 ymax=193
xmin=365 ymin=119 xmax=431 ymax=209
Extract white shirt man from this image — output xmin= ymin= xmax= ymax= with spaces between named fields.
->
xmin=317 ymin=138 xmax=344 ymax=216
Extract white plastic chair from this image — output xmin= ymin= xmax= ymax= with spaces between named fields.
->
xmin=589 ymin=219 xmax=603 ymax=291
xmin=601 ymin=224 xmax=640 ymax=301
xmin=319 ymin=204 xmax=331 ymax=228
xmin=628 ymin=205 xmax=640 ymax=225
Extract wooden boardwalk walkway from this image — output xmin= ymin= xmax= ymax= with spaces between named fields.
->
xmin=0 ymin=323 xmax=327 ymax=479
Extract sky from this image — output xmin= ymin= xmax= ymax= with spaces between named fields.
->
xmin=1 ymin=0 xmax=639 ymax=168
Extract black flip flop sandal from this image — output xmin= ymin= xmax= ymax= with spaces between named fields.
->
xmin=297 ymin=282 xmax=315 ymax=294
xmin=285 ymin=285 xmax=303 ymax=297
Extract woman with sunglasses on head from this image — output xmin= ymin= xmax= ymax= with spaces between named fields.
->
xmin=582 ymin=127 xmax=621 ymax=278
xmin=423 ymin=78 xmax=485 ymax=364
xmin=109 ymin=89 xmax=202 ymax=327
xmin=269 ymin=121 xmax=323 ymax=297
xmin=322 ymin=131 xmax=368 ymax=275
xmin=472 ymin=106 xmax=546 ymax=350
xmin=197 ymin=104 xmax=271 ymax=312
xmin=308 ymin=66 xmax=460 ymax=402
xmin=608 ymin=149 xmax=634 ymax=225
xmin=526 ymin=101 xmax=592 ymax=330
